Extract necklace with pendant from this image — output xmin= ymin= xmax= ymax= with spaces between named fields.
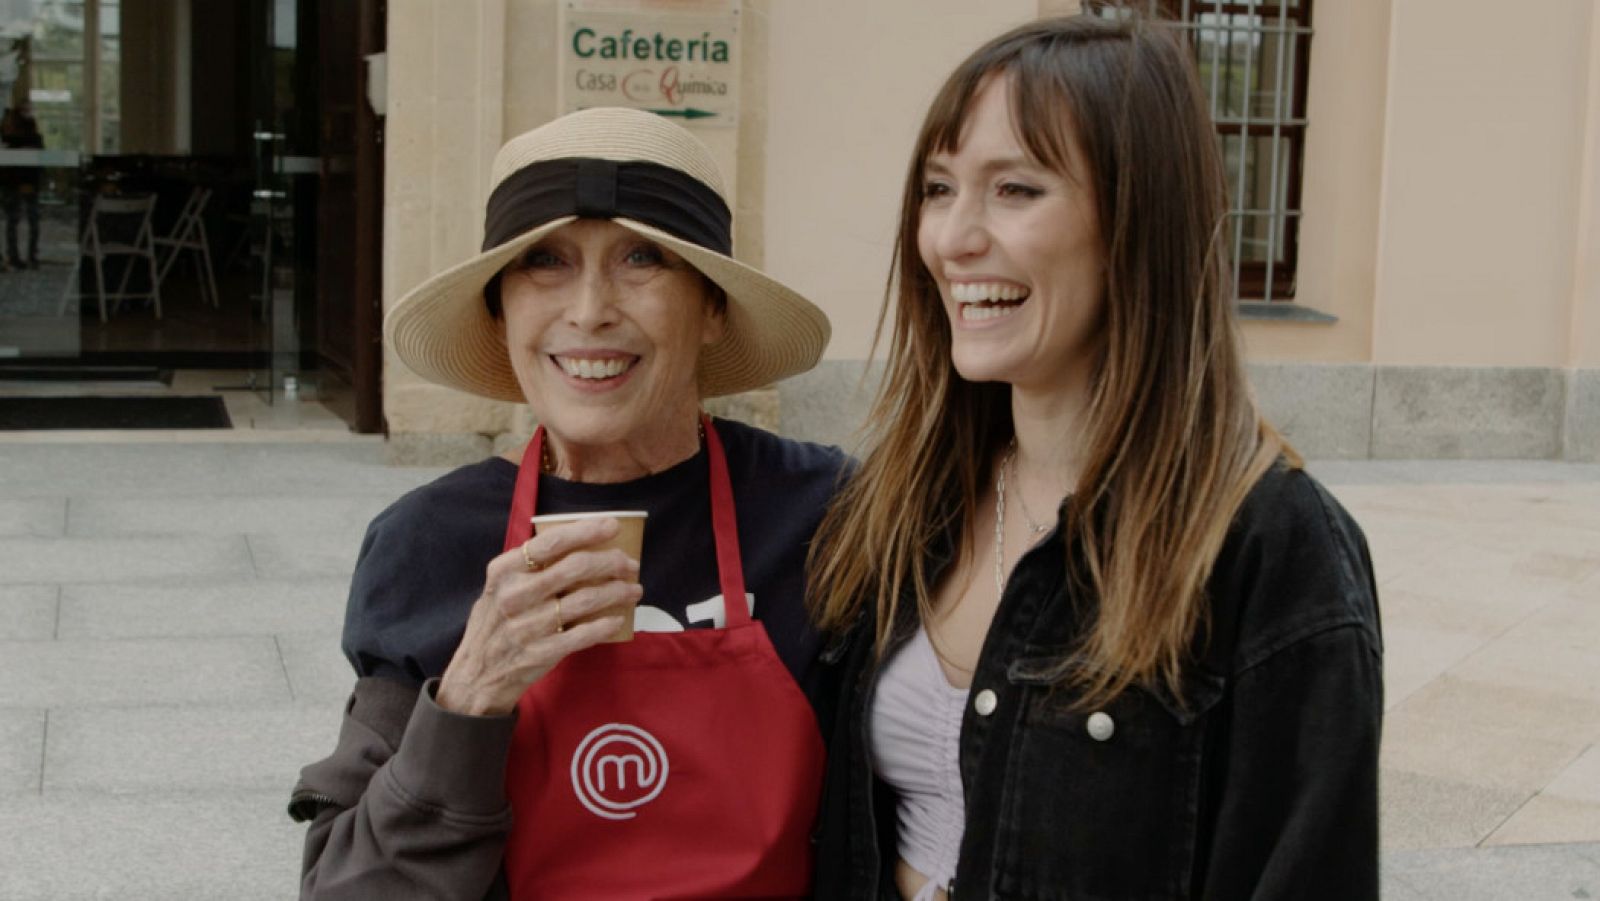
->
xmin=1010 ymin=446 xmax=1053 ymax=536
xmin=996 ymin=438 xmax=1067 ymax=594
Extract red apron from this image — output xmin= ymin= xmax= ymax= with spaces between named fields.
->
xmin=501 ymin=415 xmax=824 ymax=900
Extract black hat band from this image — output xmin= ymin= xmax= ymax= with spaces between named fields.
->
xmin=482 ymin=157 xmax=732 ymax=255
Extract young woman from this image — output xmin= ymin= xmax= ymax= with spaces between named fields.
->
xmin=809 ymin=15 xmax=1381 ymax=901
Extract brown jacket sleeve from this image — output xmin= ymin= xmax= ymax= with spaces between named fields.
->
xmin=289 ymin=676 xmax=517 ymax=901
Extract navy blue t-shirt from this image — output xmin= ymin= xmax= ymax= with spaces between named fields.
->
xmin=341 ymin=418 xmax=850 ymax=710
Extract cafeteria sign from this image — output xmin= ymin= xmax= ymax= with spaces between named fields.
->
xmin=559 ymin=2 xmax=740 ymax=126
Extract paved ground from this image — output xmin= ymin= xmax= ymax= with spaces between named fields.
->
xmin=0 ymin=437 xmax=1598 ymax=898
xmin=1316 ymin=461 xmax=1600 ymax=900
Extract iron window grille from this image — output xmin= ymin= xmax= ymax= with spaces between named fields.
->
xmin=1093 ymin=0 xmax=1313 ymax=301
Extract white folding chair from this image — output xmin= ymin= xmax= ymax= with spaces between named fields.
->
xmin=153 ymin=186 xmax=219 ymax=308
xmin=56 ymin=193 xmax=163 ymax=322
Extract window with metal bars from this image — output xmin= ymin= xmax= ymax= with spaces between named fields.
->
xmin=1093 ymin=0 xmax=1312 ymax=301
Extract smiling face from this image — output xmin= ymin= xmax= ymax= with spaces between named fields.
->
xmin=499 ymin=219 xmax=724 ymax=452
xmin=916 ymin=75 xmax=1105 ymax=396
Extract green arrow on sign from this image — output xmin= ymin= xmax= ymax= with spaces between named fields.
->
xmin=646 ymin=108 xmax=718 ymax=120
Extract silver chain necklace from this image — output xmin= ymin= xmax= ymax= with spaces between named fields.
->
xmin=994 ymin=441 xmax=1015 ymax=595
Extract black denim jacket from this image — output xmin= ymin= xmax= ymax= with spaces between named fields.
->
xmin=811 ymin=462 xmax=1383 ymax=900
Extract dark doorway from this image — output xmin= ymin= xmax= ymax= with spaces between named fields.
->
xmin=314 ymin=0 xmax=384 ymax=434
xmin=0 ymin=0 xmax=385 ymax=434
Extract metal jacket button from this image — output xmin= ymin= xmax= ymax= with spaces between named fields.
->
xmin=974 ymin=689 xmax=998 ymax=716
xmin=1086 ymin=711 xmax=1115 ymax=741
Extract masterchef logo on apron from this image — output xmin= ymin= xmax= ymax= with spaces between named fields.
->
xmin=570 ymin=723 xmax=670 ymax=820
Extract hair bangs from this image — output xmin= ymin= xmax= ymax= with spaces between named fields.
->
xmin=918 ymin=61 xmax=1008 ymax=174
xmin=1006 ymin=50 xmax=1080 ymax=178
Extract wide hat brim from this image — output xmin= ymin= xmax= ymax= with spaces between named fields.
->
xmin=384 ymin=214 xmax=830 ymax=402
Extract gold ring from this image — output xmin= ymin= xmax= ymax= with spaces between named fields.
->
xmin=521 ymin=540 xmax=538 ymax=572
xmin=553 ymin=598 xmax=564 ymax=633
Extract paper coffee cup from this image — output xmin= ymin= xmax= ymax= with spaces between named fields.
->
xmin=530 ymin=511 xmax=646 ymax=642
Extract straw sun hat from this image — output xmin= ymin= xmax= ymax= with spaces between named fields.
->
xmin=384 ymin=107 xmax=830 ymax=402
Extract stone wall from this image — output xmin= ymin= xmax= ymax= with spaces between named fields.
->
xmin=773 ymin=363 xmax=1600 ymax=463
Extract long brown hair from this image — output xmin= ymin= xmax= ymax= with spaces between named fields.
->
xmin=807 ymin=13 xmax=1295 ymax=707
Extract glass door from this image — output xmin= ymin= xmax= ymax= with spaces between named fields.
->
xmin=245 ymin=0 xmax=317 ymax=403
xmin=5 ymin=0 xmax=294 ymax=377
xmin=0 ymin=0 xmax=92 ymax=362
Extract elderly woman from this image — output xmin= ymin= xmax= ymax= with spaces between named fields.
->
xmin=288 ymin=108 xmax=845 ymax=900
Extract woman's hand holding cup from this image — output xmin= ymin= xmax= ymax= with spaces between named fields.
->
xmin=437 ymin=514 xmax=645 ymax=717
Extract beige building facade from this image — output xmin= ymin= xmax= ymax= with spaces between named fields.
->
xmin=381 ymin=0 xmax=1600 ymax=462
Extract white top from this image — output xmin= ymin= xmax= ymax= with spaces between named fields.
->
xmin=868 ymin=624 xmax=970 ymax=899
